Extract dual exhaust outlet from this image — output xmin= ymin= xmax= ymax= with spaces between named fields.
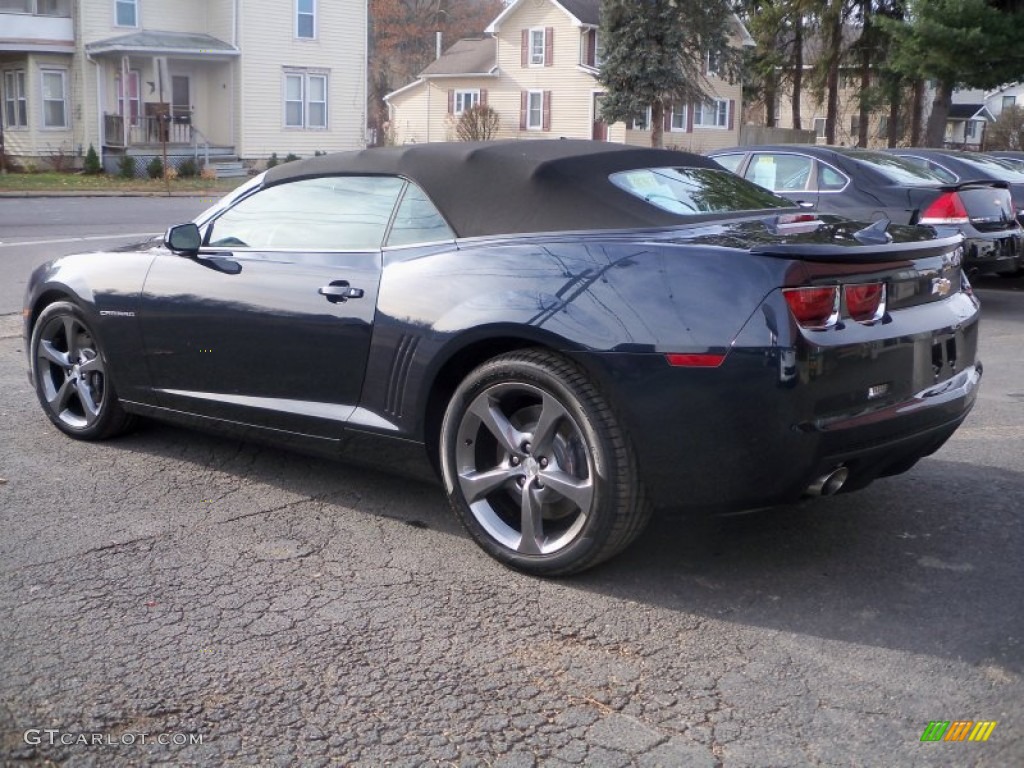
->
xmin=804 ymin=466 xmax=849 ymax=497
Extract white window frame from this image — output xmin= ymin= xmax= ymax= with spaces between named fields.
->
xmin=528 ymin=28 xmax=545 ymax=66
xmin=284 ymin=70 xmax=328 ymax=130
xmin=669 ymin=103 xmax=688 ymax=132
xmin=296 ymin=0 xmax=316 ymax=40
xmin=814 ymin=117 xmax=827 ymax=139
xmin=694 ymin=99 xmax=728 ymax=129
xmin=40 ymin=68 xmax=67 ymax=129
xmin=114 ymin=0 xmax=137 ymax=28
xmin=526 ymin=90 xmax=543 ymax=130
xmin=706 ymin=50 xmax=720 ymax=77
xmin=454 ymin=89 xmax=480 ymax=116
xmin=631 ymin=107 xmax=652 ymax=131
xmin=3 ymin=70 xmax=27 ymax=129
xmin=116 ymin=69 xmax=141 ymax=126
xmin=965 ymin=120 xmax=977 ymax=139
xmin=1002 ymin=95 xmax=1016 ymax=110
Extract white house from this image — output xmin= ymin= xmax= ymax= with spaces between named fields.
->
xmin=1 ymin=0 xmax=366 ymax=172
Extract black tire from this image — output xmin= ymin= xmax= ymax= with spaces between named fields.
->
xmin=440 ymin=349 xmax=650 ymax=576
xmin=30 ymin=301 xmax=136 ymax=440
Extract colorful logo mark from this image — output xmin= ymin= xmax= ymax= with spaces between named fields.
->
xmin=920 ymin=721 xmax=997 ymax=742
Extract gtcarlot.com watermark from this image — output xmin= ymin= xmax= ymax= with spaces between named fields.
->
xmin=24 ymin=729 xmax=203 ymax=747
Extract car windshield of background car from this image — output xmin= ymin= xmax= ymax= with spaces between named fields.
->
xmin=960 ymin=154 xmax=1024 ymax=183
xmin=852 ymin=153 xmax=948 ymax=185
xmin=610 ymin=167 xmax=792 ymax=215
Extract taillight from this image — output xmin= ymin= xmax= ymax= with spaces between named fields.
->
xmin=783 ymin=286 xmax=839 ymax=329
xmin=919 ymin=192 xmax=969 ymax=225
xmin=844 ymin=282 xmax=886 ymax=324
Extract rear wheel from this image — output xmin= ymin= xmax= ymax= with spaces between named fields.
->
xmin=440 ymin=349 xmax=650 ymax=576
xmin=30 ymin=301 xmax=135 ymax=440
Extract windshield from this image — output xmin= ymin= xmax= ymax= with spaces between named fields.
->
xmin=610 ymin=167 xmax=792 ymax=214
xmin=957 ymin=153 xmax=1024 ymax=182
xmin=847 ymin=152 xmax=948 ymax=185
xmin=192 ymin=172 xmax=266 ymax=226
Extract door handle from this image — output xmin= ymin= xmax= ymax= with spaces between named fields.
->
xmin=319 ymin=281 xmax=364 ymax=303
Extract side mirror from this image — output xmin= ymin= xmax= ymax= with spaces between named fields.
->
xmin=164 ymin=222 xmax=202 ymax=255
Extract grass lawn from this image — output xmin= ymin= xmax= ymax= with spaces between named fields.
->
xmin=0 ymin=171 xmax=247 ymax=195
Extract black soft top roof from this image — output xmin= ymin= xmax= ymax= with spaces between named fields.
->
xmin=263 ymin=139 xmax=725 ymax=238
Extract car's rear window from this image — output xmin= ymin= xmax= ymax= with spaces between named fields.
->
xmin=849 ymin=152 xmax=948 ymax=185
xmin=959 ymin=154 xmax=1024 ymax=182
xmin=610 ymin=167 xmax=791 ymax=214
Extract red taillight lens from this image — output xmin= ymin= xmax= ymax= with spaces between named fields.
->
xmin=665 ymin=353 xmax=726 ymax=368
xmin=919 ymin=192 xmax=969 ymax=225
xmin=783 ymin=286 xmax=839 ymax=329
xmin=845 ymin=282 xmax=886 ymax=323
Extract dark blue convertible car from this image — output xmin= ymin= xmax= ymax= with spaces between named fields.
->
xmin=24 ymin=140 xmax=981 ymax=574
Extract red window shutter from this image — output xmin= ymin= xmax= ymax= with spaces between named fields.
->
xmin=545 ymin=27 xmax=553 ymax=66
xmin=520 ymin=91 xmax=528 ymax=130
xmin=448 ymin=89 xmax=454 ymax=115
xmin=728 ymin=99 xmax=735 ymax=131
xmin=521 ymin=29 xmax=528 ymax=68
xmin=480 ymin=89 xmax=488 ymax=106
xmin=687 ymin=103 xmax=695 ymax=133
xmin=586 ymin=30 xmax=595 ymax=67
xmin=542 ymin=91 xmax=551 ymax=131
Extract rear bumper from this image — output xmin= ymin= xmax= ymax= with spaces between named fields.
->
xmin=964 ymin=231 xmax=1020 ymax=274
xmin=577 ymin=290 xmax=982 ymax=512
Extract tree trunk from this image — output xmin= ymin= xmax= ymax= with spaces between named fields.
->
xmin=792 ymin=14 xmax=804 ymax=131
xmin=857 ymin=9 xmax=871 ymax=148
xmin=887 ymin=79 xmax=900 ymax=148
xmin=910 ymin=79 xmax=924 ymax=146
xmin=925 ymin=80 xmax=953 ymax=148
xmin=651 ymin=99 xmax=664 ymax=148
xmin=824 ymin=0 xmax=843 ymax=145
xmin=765 ymin=76 xmax=777 ymax=128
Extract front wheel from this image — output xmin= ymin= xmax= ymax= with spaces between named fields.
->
xmin=440 ymin=349 xmax=650 ymax=576
xmin=30 ymin=301 xmax=136 ymax=440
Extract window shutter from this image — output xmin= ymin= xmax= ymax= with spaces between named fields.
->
xmin=586 ymin=30 xmax=595 ymax=67
xmin=687 ymin=103 xmax=695 ymax=133
xmin=480 ymin=89 xmax=488 ymax=106
xmin=728 ymin=99 xmax=735 ymax=131
xmin=447 ymin=89 xmax=454 ymax=115
xmin=520 ymin=91 xmax=527 ymax=130
xmin=521 ymin=29 xmax=528 ymax=68
xmin=545 ymin=27 xmax=553 ymax=66
xmin=542 ymin=91 xmax=551 ymax=131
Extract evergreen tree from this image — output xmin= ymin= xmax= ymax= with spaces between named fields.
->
xmin=598 ymin=0 xmax=734 ymax=147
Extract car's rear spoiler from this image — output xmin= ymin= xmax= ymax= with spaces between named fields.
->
xmin=749 ymin=233 xmax=963 ymax=263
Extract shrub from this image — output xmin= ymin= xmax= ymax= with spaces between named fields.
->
xmin=266 ymin=152 xmax=279 ymax=168
xmin=986 ymin=106 xmax=1024 ymax=150
xmin=146 ymin=157 xmax=163 ymax=179
xmin=118 ymin=154 xmax=136 ymax=179
xmin=284 ymin=153 xmax=299 ymax=163
xmin=163 ymin=166 xmax=178 ymax=181
xmin=177 ymin=158 xmax=198 ymax=178
xmin=83 ymin=145 xmax=102 ymax=175
xmin=456 ymin=104 xmax=501 ymax=141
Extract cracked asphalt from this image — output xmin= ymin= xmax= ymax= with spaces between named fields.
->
xmin=1 ymin=253 xmax=1023 ymax=764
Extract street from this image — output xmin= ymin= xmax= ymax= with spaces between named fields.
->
xmin=0 ymin=198 xmax=1022 ymax=766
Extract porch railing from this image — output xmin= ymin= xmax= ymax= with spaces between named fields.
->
xmin=103 ymin=111 xmax=193 ymax=147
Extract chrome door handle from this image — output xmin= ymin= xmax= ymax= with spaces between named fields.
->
xmin=319 ymin=282 xmax=364 ymax=303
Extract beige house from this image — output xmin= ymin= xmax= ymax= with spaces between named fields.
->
xmin=385 ymin=0 xmax=750 ymax=152
xmin=1 ymin=0 xmax=366 ymax=172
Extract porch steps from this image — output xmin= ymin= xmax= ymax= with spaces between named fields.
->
xmin=209 ymin=160 xmax=248 ymax=179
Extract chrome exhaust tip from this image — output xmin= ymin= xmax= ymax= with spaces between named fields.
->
xmin=805 ymin=466 xmax=849 ymax=497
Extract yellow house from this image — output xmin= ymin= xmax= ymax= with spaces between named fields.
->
xmin=385 ymin=0 xmax=750 ymax=152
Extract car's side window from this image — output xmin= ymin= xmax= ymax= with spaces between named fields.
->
xmin=745 ymin=153 xmax=812 ymax=192
xmin=386 ymin=183 xmax=455 ymax=246
xmin=898 ymin=155 xmax=958 ymax=183
xmin=817 ymin=163 xmax=848 ymax=191
xmin=207 ymin=176 xmax=405 ymax=251
xmin=711 ymin=153 xmax=745 ymax=174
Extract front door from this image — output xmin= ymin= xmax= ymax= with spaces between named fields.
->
xmin=592 ymin=93 xmax=607 ymax=141
xmin=138 ymin=176 xmax=407 ymax=438
xmin=171 ymin=75 xmax=190 ymax=120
